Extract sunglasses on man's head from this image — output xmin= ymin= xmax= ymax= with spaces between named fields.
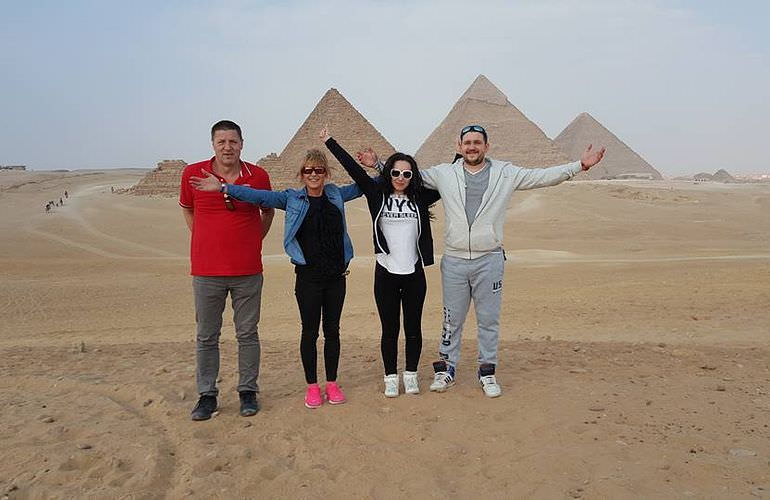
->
xmin=302 ymin=167 xmax=326 ymax=175
xmin=460 ymin=124 xmax=487 ymax=139
xmin=390 ymin=169 xmax=413 ymax=179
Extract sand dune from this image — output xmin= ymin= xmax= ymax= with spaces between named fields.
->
xmin=1 ymin=170 xmax=768 ymax=498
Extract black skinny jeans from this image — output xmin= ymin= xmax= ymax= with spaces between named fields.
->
xmin=373 ymin=263 xmax=426 ymax=375
xmin=294 ymin=274 xmax=346 ymax=384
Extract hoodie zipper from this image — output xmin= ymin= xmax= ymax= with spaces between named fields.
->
xmin=415 ymin=200 xmax=424 ymax=265
xmin=374 ymin=195 xmax=386 ymax=253
xmin=465 ymin=161 xmax=503 ymax=259
xmin=453 ymin=168 xmax=472 ymax=259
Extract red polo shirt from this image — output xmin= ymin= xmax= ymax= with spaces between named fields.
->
xmin=179 ymin=158 xmax=272 ymax=276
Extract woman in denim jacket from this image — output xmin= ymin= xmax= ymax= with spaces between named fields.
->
xmin=190 ymin=149 xmax=362 ymax=409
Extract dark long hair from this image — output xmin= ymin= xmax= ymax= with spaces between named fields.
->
xmin=380 ymin=152 xmax=423 ymax=202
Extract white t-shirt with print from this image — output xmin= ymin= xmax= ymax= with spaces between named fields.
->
xmin=376 ymin=194 xmax=419 ymax=274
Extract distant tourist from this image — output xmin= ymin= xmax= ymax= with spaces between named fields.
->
xmin=179 ymin=120 xmax=275 ymax=421
xmin=361 ymin=125 xmax=605 ymax=398
xmin=321 ymin=126 xmax=440 ymax=398
xmin=64 ymin=190 xmax=68 ymax=198
xmin=190 ymin=146 xmax=363 ymax=410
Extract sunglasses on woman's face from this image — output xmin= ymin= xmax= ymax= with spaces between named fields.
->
xmin=390 ymin=169 xmax=413 ymax=179
xmin=302 ymin=167 xmax=326 ymax=175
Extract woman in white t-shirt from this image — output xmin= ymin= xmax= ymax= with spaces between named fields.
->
xmin=320 ymin=127 xmax=440 ymax=397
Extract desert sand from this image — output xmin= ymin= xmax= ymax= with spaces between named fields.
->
xmin=0 ymin=169 xmax=768 ymax=499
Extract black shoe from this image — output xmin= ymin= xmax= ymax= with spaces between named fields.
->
xmin=191 ymin=395 xmax=218 ymax=421
xmin=239 ymin=391 xmax=260 ymax=417
xmin=478 ymin=363 xmax=496 ymax=377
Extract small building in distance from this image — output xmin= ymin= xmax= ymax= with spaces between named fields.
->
xmin=0 ymin=165 xmax=27 ymax=171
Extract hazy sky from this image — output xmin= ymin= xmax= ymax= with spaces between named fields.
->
xmin=2 ymin=0 xmax=769 ymax=176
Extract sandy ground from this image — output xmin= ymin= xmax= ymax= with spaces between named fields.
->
xmin=0 ymin=169 xmax=768 ymax=499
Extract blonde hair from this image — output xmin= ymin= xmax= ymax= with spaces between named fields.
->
xmin=296 ymin=149 xmax=332 ymax=179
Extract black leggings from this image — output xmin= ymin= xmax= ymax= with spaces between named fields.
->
xmin=294 ymin=274 xmax=346 ymax=384
xmin=373 ymin=263 xmax=426 ymax=375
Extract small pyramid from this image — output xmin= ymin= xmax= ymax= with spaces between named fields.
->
xmin=711 ymin=169 xmax=735 ymax=183
xmin=263 ymin=89 xmax=396 ymax=189
xmin=694 ymin=172 xmax=713 ymax=181
xmin=554 ymin=112 xmax=662 ymax=180
xmin=131 ymin=160 xmax=187 ymax=197
xmin=414 ymin=75 xmax=571 ymax=168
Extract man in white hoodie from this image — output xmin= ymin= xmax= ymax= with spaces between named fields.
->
xmin=422 ymin=125 xmax=604 ymax=397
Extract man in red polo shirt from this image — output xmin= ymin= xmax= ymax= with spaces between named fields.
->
xmin=179 ymin=120 xmax=274 ymax=421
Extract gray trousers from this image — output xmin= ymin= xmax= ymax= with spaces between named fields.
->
xmin=193 ymin=274 xmax=263 ymax=396
xmin=438 ymin=252 xmax=504 ymax=368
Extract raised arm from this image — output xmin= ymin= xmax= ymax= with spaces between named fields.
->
xmin=189 ymin=170 xmax=288 ymax=209
xmin=320 ymin=128 xmax=379 ymax=197
xmin=508 ymin=162 xmax=581 ymax=190
xmin=416 ymin=165 xmax=440 ymax=190
xmin=512 ymin=144 xmax=606 ymax=190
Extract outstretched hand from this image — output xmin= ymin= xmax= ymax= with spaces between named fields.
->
xmin=189 ymin=169 xmax=221 ymax=192
xmin=356 ymin=147 xmax=378 ymax=168
xmin=319 ymin=125 xmax=331 ymax=143
xmin=580 ymin=144 xmax=606 ymax=171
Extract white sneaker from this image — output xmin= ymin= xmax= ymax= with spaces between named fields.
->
xmin=403 ymin=371 xmax=420 ymax=395
xmin=384 ymin=374 xmax=399 ymax=397
xmin=479 ymin=375 xmax=502 ymax=398
xmin=430 ymin=371 xmax=455 ymax=392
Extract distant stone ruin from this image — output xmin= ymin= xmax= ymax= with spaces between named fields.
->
xmin=130 ymin=160 xmax=187 ymax=196
xmin=415 ymin=75 xmax=570 ymax=168
xmin=693 ymin=169 xmax=736 ymax=183
xmin=711 ymin=169 xmax=736 ymax=183
xmin=554 ymin=112 xmax=662 ymax=180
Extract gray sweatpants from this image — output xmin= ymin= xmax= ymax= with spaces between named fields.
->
xmin=193 ymin=274 xmax=263 ymax=396
xmin=438 ymin=252 xmax=504 ymax=368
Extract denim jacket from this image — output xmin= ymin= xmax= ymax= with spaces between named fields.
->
xmin=226 ymin=182 xmax=363 ymax=266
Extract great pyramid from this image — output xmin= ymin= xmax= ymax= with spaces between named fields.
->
xmin=414 ymin=75 xmax=571 ymax=168
xmin=554 ymin=112 xmax=662 ymax=180
xmin=261 ymin=88 xmax=396 ymax=189
xmin=130 ymin=160 xmax=187 ymax=196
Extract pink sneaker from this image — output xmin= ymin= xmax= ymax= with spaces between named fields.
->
xmin=304 ymin=383 xmax=323 ymax=409
xmin=324 ymin=381 xmax=346 ymax=405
